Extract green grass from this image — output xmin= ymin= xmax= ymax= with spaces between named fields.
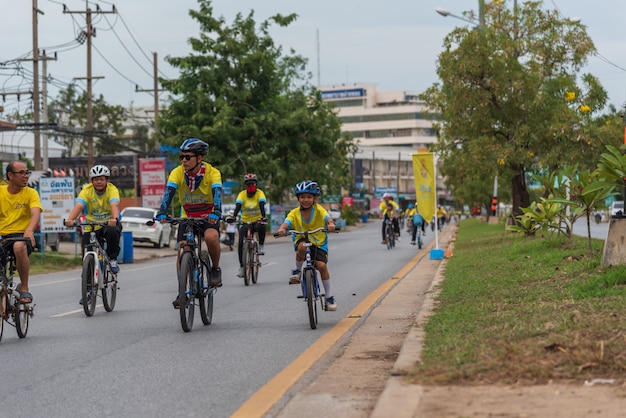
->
xmin=29 ymin=253 xmax=83 ymax=275
xmin=406 ymin=218 xmax=626 ymax=385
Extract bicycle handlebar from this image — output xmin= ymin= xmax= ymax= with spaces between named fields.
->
xmin=147 ymin=216 xmax=224 ymax=227
xmin=65 ymin=219 xmax=115 ymax=228
xmin=273 ymin=227 xmax=340 ymax=238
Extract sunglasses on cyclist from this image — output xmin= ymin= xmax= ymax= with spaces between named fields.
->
xmin=11 ymin=170 xmax=32 ymax=176
xmin=179 ymin=154 xmax=196 ymax=161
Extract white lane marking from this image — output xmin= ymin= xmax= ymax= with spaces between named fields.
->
xmin=52 ymin=305 xmax=104 ymax=317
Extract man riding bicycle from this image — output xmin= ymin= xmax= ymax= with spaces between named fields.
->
xmin=0 ymin=160 xmax=42 ymax=304
xmin=156 ymin=138 xmax=224 ymax=308
xmin=233 ymin=173 xmax=267 ymax=278
xmin=378 ymin=193 xmax=400 ymax=244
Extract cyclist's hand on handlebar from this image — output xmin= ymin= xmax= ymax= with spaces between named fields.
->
xmin=276 ymin=228 xmax=287 ymax=237
xmin=155 ymin=212 xmax=167 ymax=223
xmin=259 ymin=217 xmax=268 ymax=224
xmin=207 ymin=212 xmax=220 ymax=224
xmin=106 ymin=218 xmax=118 ymax=227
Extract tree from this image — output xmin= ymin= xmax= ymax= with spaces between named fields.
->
xmin=48 ymin=84 xmax=128 ymax=157
xmin=157 ymin=0 xmax=355 ymax=203
xmin=421 ymin=1 xmax=609 ymax=217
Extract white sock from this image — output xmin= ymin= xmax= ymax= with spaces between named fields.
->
xmin=295 ymin=261 xmax=303 ymax=271
xmin=322 ymin=279 xmax=331 ymax=298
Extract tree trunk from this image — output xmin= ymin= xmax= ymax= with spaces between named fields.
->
xmin=511 ymin=163 xmax=530 ymax=218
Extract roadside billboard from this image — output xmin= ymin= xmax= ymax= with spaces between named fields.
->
xmin=139 ymin=158 xmax=166 ymax=209
xmin=39 ymin=177 xmax=75 ymax=233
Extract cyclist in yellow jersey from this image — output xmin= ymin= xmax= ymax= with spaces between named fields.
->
xmin=233 ymin=173 xmax=267 ymax=278
xmin=378 ymin=193 xmax=400 ymax=244
xmin=0 ymin=160 xmax=42 ymax=304
xmin=276 ymin=180 xmax=337 ymax=311
xmin=156 ymin=138 xmax=223 ymax=308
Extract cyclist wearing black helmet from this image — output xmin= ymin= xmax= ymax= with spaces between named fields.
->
xmin=233 ymin=173 xmax=268 ymax=278
xmin=276 ymin=180 xmax=338 ymax=311
xmin=157 ymin=138 xmax=224 ymax=307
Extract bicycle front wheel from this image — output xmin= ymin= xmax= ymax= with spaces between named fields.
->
xmin=251 ymin=241 xmax=259 ymax=284
xmin=386 ymin=225 xmax=393 ymax=250
xmin=199 ymin=250 xmax=213 ymax=326
xmin=14 ymin=297 xmax=29 ymax=338
xmin=304 ymin=269 xmax=317 ymax=329
xmin=178 ymin=251 xmax=195 ymax=332
xmin=102 ymin=266 xmax=117 ymax=312
xmin=81 ymin=254 xmax=97 ymax=317
xmin=242 ymin=242 xmax=251 ymax=286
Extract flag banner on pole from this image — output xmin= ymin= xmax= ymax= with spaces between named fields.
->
xmin=412 ymin=153 xmax=435 ymax=223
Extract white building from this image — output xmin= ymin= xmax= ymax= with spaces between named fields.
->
xmin=319 ymin=84 xmax=439 ymax=200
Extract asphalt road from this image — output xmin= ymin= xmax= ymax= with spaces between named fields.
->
xmin=1 ymin=219 xmax=438 ymax=418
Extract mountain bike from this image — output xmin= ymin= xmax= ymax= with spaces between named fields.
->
xmin=0 ymin=237 xmax=35 ymax=341
xmin=383 ymin=218 xmax=395 ymax=250
xmin=73 ymin=221 xmax=119 ymax=317
xmin=150 ymin=217 xmax=216 ymax=332
xmin=275 ymin=227 xmax=339 ymax=329
xmin=239 ymin=220 xmax=266 ymax=286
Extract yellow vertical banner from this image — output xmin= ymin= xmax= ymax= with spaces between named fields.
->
xmin=412 ymin=153 xmax=435 ymax=223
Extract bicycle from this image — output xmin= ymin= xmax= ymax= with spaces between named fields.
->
xmin=0 ymin=237 xmax=35 ymax=341
xmin=149 ymin=217 xmax=216 ymax=332
xmin=71 ymin=220 xmax=119 ymax=317
xmin=383 ymin=218 xmax=395 ymax=250
xmin=237 ymin=219 xmax=266 ymax=286
xmin=274 ymin=227 xmax=339 ymax=330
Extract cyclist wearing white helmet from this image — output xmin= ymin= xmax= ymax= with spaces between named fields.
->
xmin=276 ymin=180 xmax=338 ymax=311
xmin=378 ymin=193 xmax=400 ymax=244
xmin=156 ymin=138 xmax=223 ymax=307
xmin=65 ymin=164 xmax=122 ymax=290
xmin=233 ymin=173 xmax=268 ymax=278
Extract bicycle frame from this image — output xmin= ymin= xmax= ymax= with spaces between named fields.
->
xmin=0 ymin=237 xmax=34 ymax=341
xmin=239 ymin=220 xmax=265 ymax=286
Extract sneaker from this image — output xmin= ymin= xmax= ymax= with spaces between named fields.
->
xmin=258 ymin=245 xmax=265 ymax=255
xmin=210 ymin=267 xmax=222 ymax=287
xmin=109 ymin=259 xmax=119 ymax=273
xmin=411 ymin=241 xmax=416 ymax=245
xmin=79 ymin=298 xmax=83 ymax=305
xmin=381 ymin=240 xmax=387 ymax=245
xmin=288 ymin=270 xmax=301 ymax=285
xmin=172 ymin=295 xmax=181 ymax=309
xmin=325 ymin=296 xmax=337 ymax=311
xmin=237 ymin=266 xmax=245 ymax=278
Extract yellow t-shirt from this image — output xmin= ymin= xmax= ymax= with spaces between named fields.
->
xmin=284 ymin=203 xmax=330 ymax=252
xmin=0 ymin=185 xmax=43 ymax=235
xmin=379 ymin=200 xmax=399 ymax=212
xmin=76 ymin=183 xmax=121 ymax=232
xmin=166 ymin=162 xmax=222 ymax=218
xmin=236 ymin=189 xmax=267 ymax=223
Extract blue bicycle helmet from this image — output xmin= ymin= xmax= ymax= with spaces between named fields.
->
xmin=294 ymin=180 xmax=320 ymax=196
xmin=180 ymin=138 xmax=209 ymax=155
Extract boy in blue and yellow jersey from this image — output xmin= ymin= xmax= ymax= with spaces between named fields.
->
xmin=233 ymin=173 xmax=267 ymax=278
xmin=156 ymin=138 xmax=223 ymax=308
xmin=276 ymin=180 xmax=337 ymax=311
xmin=378 ymin=193 xmax=400 ymax=244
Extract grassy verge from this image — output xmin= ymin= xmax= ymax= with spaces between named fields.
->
xmin=407 ymin=218 xmax=626 ymax=385
xmin=29 ymin=253 xmax=83 ymax=275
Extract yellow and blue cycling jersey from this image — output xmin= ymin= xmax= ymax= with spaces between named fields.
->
xmin=283 ymin=203 xmax=331 ymax=253
xmin=76 ymin=183 xmax=120 ymax=232
xmin=165 ymin=162 xmax=222 ymax=218
xmin=236 ymin=189 xmax=267 ymax=223
xmin=0 ymin=185 xmax=42 ymax=235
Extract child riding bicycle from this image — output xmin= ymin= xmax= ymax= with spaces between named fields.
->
xmin=276 ymin=180 xmax=337 ymax=311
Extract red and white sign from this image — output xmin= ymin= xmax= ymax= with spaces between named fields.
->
xmin=139 ymin=158 xmax=166 ymax=208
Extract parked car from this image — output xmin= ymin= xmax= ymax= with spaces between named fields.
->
xmin=610 ymin=201 xmax=624 ymax=217
xmin=33 ymin=225 xmax=60 ymax=251
xmin=328 ymin=209 xmax=341 ymax=220
xmin=120 ymin=207 xmax=172 ymax=248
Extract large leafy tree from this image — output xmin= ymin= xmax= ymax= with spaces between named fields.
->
xmin=421 ymin=1 xmax=610 ymax=217
xmin=158 ymin=0 xmax=355 ymax=203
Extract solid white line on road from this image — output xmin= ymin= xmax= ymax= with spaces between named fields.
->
xmin=51 ymin=305 xmax=103 ymax=317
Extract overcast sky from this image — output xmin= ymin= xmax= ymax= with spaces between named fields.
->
xmin=2 ymin=0 xmax=626 ymax=118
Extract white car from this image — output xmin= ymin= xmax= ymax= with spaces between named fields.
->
xmin=610 ymin=201 xmax=624 ymax=217
xmin=120 ymin=207 xmax=172 ymax=248
xmin=328 ymin=209 xmax=341 ymax=220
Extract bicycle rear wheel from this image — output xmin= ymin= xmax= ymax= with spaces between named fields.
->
xmin=251 ymin=241 xmax=259 ymax=284
xmin=81 ymin=254 xmax=97 ymax=317
xmin=102 ymin=266 xmax=117 ymax=312
xmin=242 ymin=242 xmax=251 ymax=286
xmin=0 ymin=290 xmax=6 ymax=342
xmin=178 ymin=251 xmax=195 ymax=332
xmin=199 ymin=250 xmax=213 ymax=325
xmin=304 ymin=269 xmax=317 ymax=329
xmin=14 ymin=297 xmax=29 ymax=338
xmin=386 ymin=225 xmax=393 ymax=250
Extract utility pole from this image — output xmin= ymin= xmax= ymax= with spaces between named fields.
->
xmin=32 ymin=0 xmax=44 ymax=170
xmin=63 ymin=3 xmax=116 ymax=168
xmin=135 ymin=52 xmax=160 ymax=133
xmin=41 ymin=51 xmax=57 ymax=170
